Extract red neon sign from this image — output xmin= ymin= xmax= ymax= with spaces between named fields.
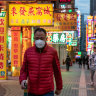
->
xmin=59 ymin=0 xmax=71 ymax=2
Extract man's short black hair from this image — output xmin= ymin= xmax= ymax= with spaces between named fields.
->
xmin=34 ymin=28 xmax=46 ymax=35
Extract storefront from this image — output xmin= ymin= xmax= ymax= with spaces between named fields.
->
xmin=0 ymin=2 xmax=78 ymax=79
xmin=41 ymin=12 xmax=77 ymax=65
xmin=0 ymin=3 xmax=54 ymax=79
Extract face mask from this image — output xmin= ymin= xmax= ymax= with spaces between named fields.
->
xmin=35 ymin=39 xmax=45 ymax=48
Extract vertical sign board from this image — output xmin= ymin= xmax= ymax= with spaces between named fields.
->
xmin=0 ymin=12 xmax=7 ymax=80
xmin=77 ymin=10 xmax=81 ymax=37
xmin=94 ymin=16 xmax=96 ymax=34
xmin=11 ymin=27 xmax=21 ymax=76
xmin=86 ymin=16 xmax=93 ymax=53
xmin=41 ymin=12 xmax=77 ymax=31
xmin=22 ymin=27 xmax=31 ymax=65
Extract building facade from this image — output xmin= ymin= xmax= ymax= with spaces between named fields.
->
xmin=90 ymin=0 xmax=96 ymax=16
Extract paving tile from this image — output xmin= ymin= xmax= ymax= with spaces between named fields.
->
xmin=0 ymin=63 xmax=96 ymax=96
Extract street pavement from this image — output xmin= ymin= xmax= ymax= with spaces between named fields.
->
xmin=0 ymin=63 xmax=96 ymax=96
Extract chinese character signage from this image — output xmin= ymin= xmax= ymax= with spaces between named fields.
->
xmin=9 ymin=4 xmax=53 ymax=26
xmin=11 ymin=27 xmax=21 ymax=76
xmin=0 ymin=12 xmax=7 ymax=80
xmin=77 ymin=10 xmax=81 ymax=37
xmin=41 ymin=12 xmax=77 ymax=31
xmin=86 ymin=16 xmax=93 ymax=52
xmin=22 ymin=27 xmax=31 ymax=65
xmin=46 ymin=31 xmax=75 ymax=44
xmin=87 ymin=16 xmax=93 ymax=37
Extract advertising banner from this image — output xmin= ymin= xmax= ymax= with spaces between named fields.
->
xmin=9 ymin=4 xmax=53 ymax=26
xmin=41 ymin=12 xmax=77 ymax=31
xmin=11 ymin=27 xmax=21 ymax=76
xmin=22 ymin=27 xmax=31 ymax=65
xmin=0 ymin=11 xmax=7 ymax=80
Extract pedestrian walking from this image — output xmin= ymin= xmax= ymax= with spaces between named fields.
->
xmin=85 ymin=55 xmax=89 ymax=70
xmin=78 ymin=57 xmax=82 ymax=68
xmin=89 ymin=44 xmax=96 ymax=86
xmin=65 ymin=55 xmax=71 ymax=71
xmin=82 ymin=56 xmax=86 ymax=69
xmin=19 ymin=28 xmax=63 ymax=96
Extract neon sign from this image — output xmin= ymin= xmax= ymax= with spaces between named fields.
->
xmin=59 ymin=0 xmax=71 ymax=3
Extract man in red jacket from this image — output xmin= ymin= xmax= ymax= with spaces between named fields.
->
xmin=19 ymin=28 xmax=63 ymax=96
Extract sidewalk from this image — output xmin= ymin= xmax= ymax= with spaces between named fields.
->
xmin=0 ymin=63 xmax=96 ymax=96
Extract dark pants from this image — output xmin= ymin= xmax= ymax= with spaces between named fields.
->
xmin=90 ymin=70 xmax=95 ymax=82
xmin=28 ymin=91 xmax=54 ymax=96
xmin=66 ymin=64 xmax=70 ymax=71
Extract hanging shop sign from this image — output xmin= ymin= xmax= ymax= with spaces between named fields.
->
xmin=94 ymin=16 xmax=96 ymax=34
xmin=89 ymin=37 xmax=96 ymax=42
xmin=46 ymin=31 xmax=75 ymax=44
xmin=9 ymin=4 xmax=53 ymax=26
xmin=41 ymin=12 xmax=77 ymax=31
xmin=22 ymin=27 xmax=31 ymax=65
xmin=77 ymin=10 xmax=81 ymax=37
xmin=86 ymin=16 xmax=93 ymax=52
xmin=11 ymin=27 xmax=21 ymax=76
xmin=59 ymin=0 xmax=71 ymax=3
xmin=0 ymin=11 xmax=7 ymax=80
xmin=87 ymin=16 xmax=93 ymax=37
xmin=69 ymin=42 xmax=77 ymax=46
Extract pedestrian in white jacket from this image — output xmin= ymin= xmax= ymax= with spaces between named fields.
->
xmin=89 ymin=45 xmax=96 ymax=86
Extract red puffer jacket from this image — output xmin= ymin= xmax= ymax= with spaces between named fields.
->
xmin=19 ymin=44 xmax=62 ymax=95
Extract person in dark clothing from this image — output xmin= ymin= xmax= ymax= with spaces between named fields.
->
xmin=82 ymin=56 xmax=86 ymax=68
xmin=86 ymin=55 xmax=89 ymax=70
xmin=78 ymin=58 xmax=82 ymax=68
xmin=65 ymin=55 xmax=71 ymax=71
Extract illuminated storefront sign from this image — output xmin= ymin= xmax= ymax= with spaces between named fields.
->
xmin=59 ymin=0 xmax=71 ymax=3
xmin=77 ymin=10 xmax=81 ymax=37
xmin=89 ymin=37 xmax=96 ymax=42
xmin=9 ymin=4 xmax=53 ymax=26
xmin=0 ymin=11 xmax=7 ymax=80
xmin=69 ymin=41 xmax=77 ymax=46
xmin=94 ymin=16 xmax=96 ymax=34
xmin=41 ymin=12 xmax=77 ymax=31
xmin=46 ymin=31 xmax=75 ymax=44
xmin=86 ymin=16 xmax=93 ymax=53
xmin=87 ymin=16 xmax=93 ymax=37
xmin=11 ymin=27 xmax=21 ymax=76
xmin=22 ymin=27 xmax=31 ymax=64
xmin=59 ymin=4 xmax=72 ymax=13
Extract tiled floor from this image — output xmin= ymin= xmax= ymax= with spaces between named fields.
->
xmin=0 ymin=63 xmax=96 ymax=96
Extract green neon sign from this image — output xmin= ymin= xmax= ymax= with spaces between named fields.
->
xmin=60 ymin=33 xmax=66 ymax=42
xmin=69 ymin=9 xmax=72 ymax=13
xmin=78 ymin=52 xmax=81 ymax=55
xmin=52 ymin=33 xmax=59 ymax=43
xmin=0 ymin=12 xmax=6 ymax=17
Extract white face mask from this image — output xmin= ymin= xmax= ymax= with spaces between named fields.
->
xmin=35 ymin=39 xmax=45 ymax=48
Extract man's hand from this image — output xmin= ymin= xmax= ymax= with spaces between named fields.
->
xmin=55 ymin=89 xmax=62 ymax=95
xmin=21 ymin=80 xmax=27 ymax=89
